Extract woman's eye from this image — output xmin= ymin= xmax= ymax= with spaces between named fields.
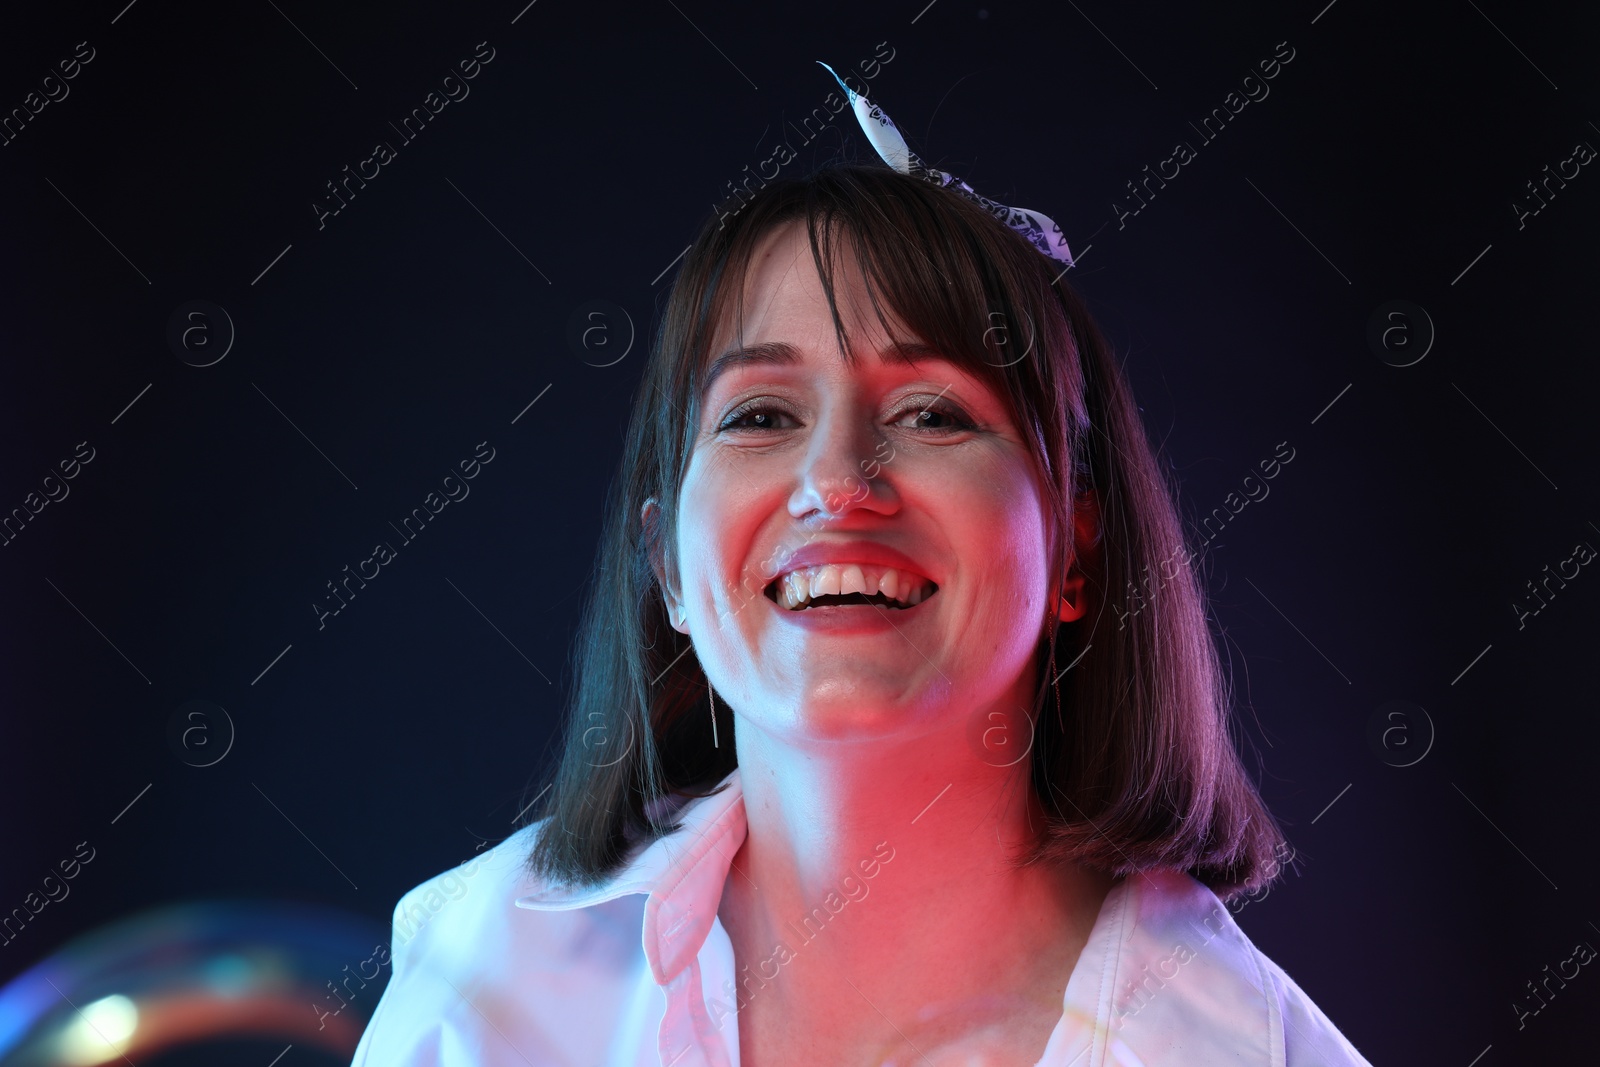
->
xmin=891 ymin=400 xmax=974 ymax=433
xmin=717 ymin=403 xmax=797 ymax=433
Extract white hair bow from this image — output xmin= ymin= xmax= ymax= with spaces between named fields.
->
xmin=819 ymin=61 xmax=1075 ymax=269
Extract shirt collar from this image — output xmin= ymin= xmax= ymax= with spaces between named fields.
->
xmin=508 ymin=769 xmax=1285 ymax=1067
xmin=514 ymin=767 xmax=747 ymax=986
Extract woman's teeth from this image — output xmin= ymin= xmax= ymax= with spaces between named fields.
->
xmin=771 ymin=563 xmax=936 ymax=611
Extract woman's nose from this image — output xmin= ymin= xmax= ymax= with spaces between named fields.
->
xmin=787 ymin=404 xmax=898 ymax=519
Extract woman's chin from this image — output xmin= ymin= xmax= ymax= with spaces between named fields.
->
xmin=759 ymin=684 xmax=944 ymax=744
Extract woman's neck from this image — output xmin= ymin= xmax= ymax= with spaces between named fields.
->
xmin=716 ymin=719 xmax=1117 ymax=1064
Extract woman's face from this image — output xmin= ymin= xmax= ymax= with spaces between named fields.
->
xmin=660 ymin=220 xmax=1057 ymax=746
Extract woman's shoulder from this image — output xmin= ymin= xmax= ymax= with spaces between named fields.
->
xmin=383 ymin=818 xmax=657 ymax=963
xmin=383 ymin=777 xmax=735 ymax=950
xmin=384 ymin=822 xmax=546 ymax=952
xmin=350 ymin=821 xmax=652 ymax=1066
xmin=1081 ymin=868 xmax=1374 ymax=1067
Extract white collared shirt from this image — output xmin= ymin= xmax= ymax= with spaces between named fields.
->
xmin=349 ymin=768 xmax=1373 ymax=1066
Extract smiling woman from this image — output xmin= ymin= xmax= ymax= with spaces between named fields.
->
xmin=349 ymin=160 xmax=1375 ymax=1066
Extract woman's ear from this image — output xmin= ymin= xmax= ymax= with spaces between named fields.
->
xmin=1056 ymin=488 xmax=1102 ymax=623
xmin=641 ymin=497 xmax=689 ymax=634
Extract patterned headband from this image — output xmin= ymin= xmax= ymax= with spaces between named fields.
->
xmin=818 ymin=61 xmax=1075 ymax=270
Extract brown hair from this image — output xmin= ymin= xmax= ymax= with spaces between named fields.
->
xmin=521 ymin=161 xmax=1291 ymax=903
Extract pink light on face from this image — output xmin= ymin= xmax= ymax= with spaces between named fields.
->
xmin=669 ymin=218 xmax=1055 ymax=744
xmin=762 ymin=539 xmax=937 ymax=587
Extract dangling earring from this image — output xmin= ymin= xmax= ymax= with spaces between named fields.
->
xmin=708 ymin=682 xmax=719 ymax=748
xmin=1043 ymin=632 xmax=1060 ymax=733
xmin=1048 ymin=566 xmax=1082 ymax=732
xmin=1052 ymin=653 xmax=1065 ymax=731
xmin=1043 ymin=628 xmax=1067 ymax=733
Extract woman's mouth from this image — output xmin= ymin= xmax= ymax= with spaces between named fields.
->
xmin=765 ymin=563 xmax=938 ymax=611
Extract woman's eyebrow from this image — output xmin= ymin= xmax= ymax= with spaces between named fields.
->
xmin=700 ymin=339 xmax=948 ymax=401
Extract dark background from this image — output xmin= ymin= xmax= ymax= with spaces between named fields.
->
xmin=2 ymin=0 xmax=1597 ymax=1063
